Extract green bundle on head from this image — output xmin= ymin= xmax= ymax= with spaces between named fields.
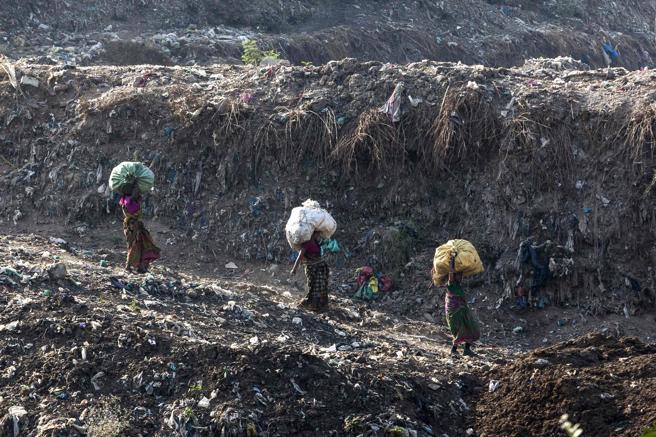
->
xmin=109 ymin=162 xmax=155 ymax=195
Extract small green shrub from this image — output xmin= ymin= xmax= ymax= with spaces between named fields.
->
xmin=641 ymin=424 xmax=656 ymax=437
xmin=246 ymin=422 xmax=258 ymax=437
xmin=241 ymin=39 xmax=280 ymax=65
xmin=384 ymin=426 xmax=409 ymax=437
xmin=183 ymin=407 xmax=196 ymax=419
xmin=128 ymin=298 xmax=140 ymax=312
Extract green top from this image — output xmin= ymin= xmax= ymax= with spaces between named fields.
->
xmin=447 ymin=281 xmax=465 ymax=297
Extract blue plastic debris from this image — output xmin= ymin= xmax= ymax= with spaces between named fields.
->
xmin=320 ymin=239 xmax=340 ymax=255
xmin=602 ymin=42 xmax=619 ymax=61
xmin=164 ymin=126 xmax=176 ymax=139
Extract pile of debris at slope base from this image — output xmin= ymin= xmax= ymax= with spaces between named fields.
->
xmin=475 ymin=333 xmax=656 ymax=437
xmin=0 ymin=234 xmax=484 ymax=436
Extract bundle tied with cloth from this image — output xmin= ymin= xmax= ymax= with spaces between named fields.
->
xmin=285 ymin=199 xmax=337 ymax=251
xmin=108 ymin=161 xmax=160 ymax=273
xmin=353 ymin=266 xmax=393 ymax=301
xmin=109 ymin=161 xmax=155 ymax=194
xmin=432 ymin=239 xmax=484 ymax=285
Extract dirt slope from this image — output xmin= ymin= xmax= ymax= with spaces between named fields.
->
xmin=1 ymin=59 xmax=655 ymax=318
xmin=2 ymin=0 xmax=656 ymax=68
xmin=0 ymin=233 xmax=484 ymax=436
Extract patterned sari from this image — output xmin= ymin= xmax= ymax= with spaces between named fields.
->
xmin=122 ymin=203 xmax=160 ymax=272
xmin=302 ymin=257 xmax=329 ymax=312
xmin=445 ymin=281 xmax=481 ymax=345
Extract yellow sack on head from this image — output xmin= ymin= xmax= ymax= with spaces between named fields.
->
xmin=432 ymin=239 xmax=484 ymax=285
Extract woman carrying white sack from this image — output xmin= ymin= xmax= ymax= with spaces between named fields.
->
xmin=287 ymin=200 xmax=337 ymax=313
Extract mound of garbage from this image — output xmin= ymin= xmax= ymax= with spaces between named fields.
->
xmin=1 ymin=229 xmax=654 ymax=435
xmin=475 ymin=333 xmax=656 ymax=436
xmin=1 ymin=0 xmax=656 ymax=68
xmin=0 ymin=233 xmax=488 ymax=436
xmin=1 ymin=57 xmax=655 ymax=317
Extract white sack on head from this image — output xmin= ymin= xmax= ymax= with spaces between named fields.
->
xmin=285 ymin=199 xmax=337 ymax=250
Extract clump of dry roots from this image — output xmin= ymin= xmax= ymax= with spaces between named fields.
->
xmin=625 ymin=98 xmax=656 ymax=162
xmin=329 ymin=86 xmax=501 ymax=176
xmin=428 ymin=86 xmax=501 ymax=168
xmin=331 ymin=109 xmax=400 ymax=174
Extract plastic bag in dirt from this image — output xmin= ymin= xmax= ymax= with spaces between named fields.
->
xmin=285 ymin=200 xmax=336 ymax=250
xmin=109 ymin=162 xmax=155 ymax=194
xmin=321 ymin=239 xmax=340 ymax=255
xmin=432 ymin=239 xmax=484 ymax=285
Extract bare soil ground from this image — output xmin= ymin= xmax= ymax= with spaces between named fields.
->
xmin=475 ymin=334 xmax=656 ymax=437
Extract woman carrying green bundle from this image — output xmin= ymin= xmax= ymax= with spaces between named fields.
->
xmin=110 ymin=162 xmax=160 ymax=273
xmin=119 ymin=183 xmax=160 ymax=273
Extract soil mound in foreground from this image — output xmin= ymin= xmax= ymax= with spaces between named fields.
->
xmin=475 ymin=333 xmax=656 ymax=437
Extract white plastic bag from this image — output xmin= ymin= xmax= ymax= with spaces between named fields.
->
xmin=285 ymin=200 xmax=337 ymax=250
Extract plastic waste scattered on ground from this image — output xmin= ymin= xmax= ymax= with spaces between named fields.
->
xmin=47 ymin=263 xmax=67 ymax=280
xmin=534 ymin=358 xmax=550 ymax=367
xmin=20 ymin=75 xmax=39 ymax=88
xmin=1 ymin=267 xmax=21 ymax=278
xmin=321 ymin=238 xmax=340 ymax=255
xmin=0 ymin=321 xmax=20 ymax=332
xmin=380 ymin=82 xmax=405 ymax=122
xmin=9 ymin=405 xmax=28 ymax=436
xmin=353 ymin=266 xmax=393 ymax=301
xmin=198 ymin=397 xmax=211 ymax=408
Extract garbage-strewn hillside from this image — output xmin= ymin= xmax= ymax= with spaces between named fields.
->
xmin=2 ymin=0 xmax=656 ymax=69
xmin=1 ymin=58 xmax=655 ymax=318
xmin=2 ymin=3 xmax=656 ymax=436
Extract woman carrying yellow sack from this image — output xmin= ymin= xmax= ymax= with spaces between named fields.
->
xmin=432 ymin=239 xmax=484 ymax=356
xmin=444 ymin=252 xmax=480 ymax=356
